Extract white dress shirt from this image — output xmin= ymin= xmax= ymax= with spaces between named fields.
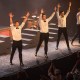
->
xmin=39 ymin=12 xmax=55 ymax=33
xmin=77 ymin=12 xmax=80 ymax=24
xmin=10 ymin=22 xmax=25 ymax=41
xmin=57 ymin=10 xmax=70 ymax=28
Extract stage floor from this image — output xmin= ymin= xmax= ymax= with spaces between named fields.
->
xmin=0 ymin=40 xmax=80 ymax=78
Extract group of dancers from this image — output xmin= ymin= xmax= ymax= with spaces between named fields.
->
xmin=9 ymin=2 xmax=80 ymax=66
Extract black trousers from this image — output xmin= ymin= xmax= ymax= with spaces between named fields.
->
xmin=72 ymin=25 xmax=80 ymax=43
xmin=10 ymin=40 xmax=23 ymax=64
xmin=56 ymin=27 xmax=70 ymax=48
xmin=36 ymin=33 xmax=49 ymax=55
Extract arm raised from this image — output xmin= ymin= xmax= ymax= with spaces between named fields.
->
xmin=65 ymin=2 xmax=72 ymax=17
xmin=9 ymin=12 xmax=14 ymax=25
xmin=47 ymin=7 xmax=56 ymax=21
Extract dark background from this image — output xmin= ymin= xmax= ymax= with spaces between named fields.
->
xmin=0 ymin=0 xmax=80 ymax=36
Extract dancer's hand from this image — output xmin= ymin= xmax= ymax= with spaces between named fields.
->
xmin=57 ymin=3 xmax=61 ymax=8
xmin=41 ymin=9 xmax=44 ymax=13
xmin=54 ymin=6 xmax=57 ymax=12
xmin=26 ymin=12 xmax=30 ymax=17
xmin=69 ymin=2 xmax=72 ymax=7
xmin=9 ymin=12 xmax=14 ymax=18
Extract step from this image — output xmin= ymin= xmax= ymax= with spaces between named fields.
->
xmin=49 ymin=28 xmax=58 ymax=30
xmin=0 ymin=40 xmax=5 ymax=43
xmin=0 ymin=35 xmax=9 ymax=38
xmin=49 ymin=32 xmax=57 ymax=35
xmin=24 ymin=28 xmax=39 ymax=32
xmin=22 ymin=33 xmax=35 ymax=36
xmin=22 ymin=43 xmax=28 ymax=46
xmin=22 ymin=35 xmax=35 ymax=39
xmin=22 ymin=38 xmax=32 ymax=41
xmin=0 ymin=35 xmax=10 ymax=41
xmin=49 ymin=23 xmax=57 ymax=28
xmin=49 ymin=23 xmax=56 ymax=26
xmin=49 ymin=37 xmax=54 ymax=39
xmin=22 ymin=33 xmax=36 ymax=39
xmin=22 ymin=29 xmax=38 ymax=34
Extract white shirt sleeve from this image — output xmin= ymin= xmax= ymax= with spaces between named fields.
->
xmin=47 ymin=12 xmax=55 ymax=22
xmin=10 ymin=24 xmax=14 ymax=30
xmin=39 ymin=14 xmax=42 ymax=22
xmin=56 ymin=11 xmax=59 ymax=19
xmin=20 ymin=22 xmax=25 ymax=29
xmin=65 ymin=10 xmax=70 ymax=17
xmin=38 ymin=14 xmax=42 ymax=27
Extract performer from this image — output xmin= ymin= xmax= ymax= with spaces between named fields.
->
xmin=9 ymin=12 xmax=30 ymax=66
xmin=71 ymin=8 xmax=80 ymax=45
xmin=56 ymin=2 xmax=71 ymax=50
xmin=35 ymin=7 xmax=56 ymax=58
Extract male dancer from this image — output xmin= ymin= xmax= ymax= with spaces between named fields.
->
xmin=9 ymin=12 xmax=30 ymax=66
xmin=71 ymin=8 xmax=80 ymax=45
xmin=35 ymin=7 xmax=56 ymax=58
xmin=56 ymin=2 xmax=71 ymax=50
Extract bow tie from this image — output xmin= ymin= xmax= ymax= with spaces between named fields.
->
xmin=44 ymin=21 xmax=46 ymax=22
xmin=16 ymin=28 xmax=19 ymax=29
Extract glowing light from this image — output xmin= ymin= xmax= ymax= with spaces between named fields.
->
xmin=32 ymin=15 xmax=36 ymax=18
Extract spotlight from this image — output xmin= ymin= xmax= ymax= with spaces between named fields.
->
xmin=32 ymin=15 xmax=37 ymax=18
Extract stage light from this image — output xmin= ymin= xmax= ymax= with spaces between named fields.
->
xmin=37 ymin=16 xmax=39 ymax=19
xmin=32 ymin=15 xmax=37 ymax=18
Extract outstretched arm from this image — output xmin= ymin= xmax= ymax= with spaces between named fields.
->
xmin=47 ymin=7 xmax=56 ymax=21
xmin=56 ymin=3 xmax=61 ymax=18
xmin=39 ymin=9 xmax=44 ymax=21
xmin=20 ymin=12 xmax=30 ymax=28
xmin=23 ymin=12 xmax=30 ymax=23
xmin=9 ymin=12 xmax=14 ymax=25
xmin=57 ymin=3 xmax=61 ymax=12
xmin=65 ymin=2 xmax=72 ymax=17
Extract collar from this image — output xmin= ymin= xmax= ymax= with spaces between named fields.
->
xmin=16 ymin=28 xmax=19 ymax=29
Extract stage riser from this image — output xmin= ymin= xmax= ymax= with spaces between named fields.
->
xmin=0 ymin=37 xmax=10 ymax=41
xmin=49 ymin=34 xmax=57 ymax=37
xmin=22 ymin=40 xmax=32 ymax=43
xmin=22 ymin=35 xmax=35 ymax=39
xmin=49 ymin=25 xmax=57 ymax=28
xmin=0 ymin=42 xmax=11 ymax=55
xmin=22 ymin=30 xmax=38 ymax=34
xmin=49 ymin=29 xmax=58 ymax=33
xmin=0 ymin=25 xmax=58 ymax=54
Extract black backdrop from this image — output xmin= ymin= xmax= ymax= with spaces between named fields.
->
xmin=0 ymin=0 xmax=80 ymax=36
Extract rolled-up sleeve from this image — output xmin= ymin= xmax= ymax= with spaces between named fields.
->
xmin=10 ymin=24 xmax=14 ymax=30
xmin=39 ymin=14 xmax=42 ymax=22
xmin=47 ymin=12 xmax=55 ymax=22
xmin=56 ymin=11 xmax=59 ymax=19
xmin=65 ymin=10 xmax=70 ymax=17
xmin=20 ymin=22 xmax=25 ymax=29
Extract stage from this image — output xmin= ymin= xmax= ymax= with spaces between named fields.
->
xmin=0 ymin=40 xmax=80 ymax=78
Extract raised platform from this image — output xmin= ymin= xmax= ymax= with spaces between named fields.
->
xmin=0 ymin=40 xmax=80 ymax=78
xmin=0 ymin=24 xmax=58 ymax=55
